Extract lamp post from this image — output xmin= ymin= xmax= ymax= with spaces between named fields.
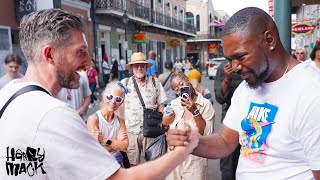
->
xmin=122 ymin=11 xmax=129 ymax=65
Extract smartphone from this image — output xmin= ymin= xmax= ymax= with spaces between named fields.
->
xmin=180 ymin=86 xmax=190 ymax=98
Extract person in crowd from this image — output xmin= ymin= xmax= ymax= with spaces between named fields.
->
xmin=0 ymin=8 xmax=199 ymax=180
xmin=310 ymin=41 xmax=320 ymax=70
xmin=295 ymin=47 xmax=307 ymax=62
xmin=87 ymin=60 xmax=99 ymax=108
xmin=291 ymin=49 xmax=297 ymax=59
xmin=158 ymin=60 xmax=176 ymax=106
xmin=119 ymin=57 xmax=127 ymax=80
xmin=167 ymin=7 xmax=320 ymax=180
xmin=0 ymin=54 xmax=24 ymax=90
xmin=111 ymin=59 xmax=119 ymax=81
xmin=187 ymin=69 xmax=213 ymax=103
xmin=162 ymin=71 xmax=215 ymax=180
xmin=102 ymin=55 xmax=111 ymax=84
xmin=87 ymin=81 xmax=129 ymax=167
xmin=183 ymin=57 xmax=192 ymax=76
xmin=56 ymin=71 xmax=91 ymax=121
xmin=146 ymin=50 xmax=158 ymax=77
xmin=121 ymin=52 xmax=166 ymax=166
xmin=214 ymin=60 xmax=243 ymax=180
xmin=174 ymin=59 xmax=183 ymax=73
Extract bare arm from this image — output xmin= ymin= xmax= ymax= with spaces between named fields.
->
xmin=192 ymin=124 xmax=239 ymax=158
xmin=77 ymin=95 xmax=91 ymax=116
xmin=192 ymin=114 xmax=206 ymax=135
xmin=87 ymin=114 xmax=112 ymax=151
xmin=158 ymin=103 xmax=164 ymax=113
xmin=166 ymin=123 xmax=239 ymax=159
xmin=101 ymin=118 xmax=128 ymax=152
xmin=108 ymin=126 xmax=199 ymax=180
xmin=158 ymin=74 xmax=163 ymax=82
xmin=313 ymin=171 xmax=320 ymax=180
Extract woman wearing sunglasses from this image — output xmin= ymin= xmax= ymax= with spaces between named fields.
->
xmin=87 ymin=81 xmax=129 ymax=167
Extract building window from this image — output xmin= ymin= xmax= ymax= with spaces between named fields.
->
xmin=186 ymin=12 xmax=194 ymax=25
xmin=196 ymin=15 xmax=200 ymax=31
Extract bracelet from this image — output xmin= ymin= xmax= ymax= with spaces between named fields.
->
xmin=192 ymin=109 xmax=200 ymax=117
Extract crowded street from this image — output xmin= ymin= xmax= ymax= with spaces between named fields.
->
xmin=1 ymin=0 xmax=320 ymax=179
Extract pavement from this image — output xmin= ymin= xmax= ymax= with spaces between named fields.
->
xmin=84 ymin=74 xmax=223 ymax=180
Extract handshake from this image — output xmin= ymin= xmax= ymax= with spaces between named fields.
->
xmin=166 ymin=122 xmax=200 ymax=153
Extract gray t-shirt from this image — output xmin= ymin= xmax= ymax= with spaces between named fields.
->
xmin=0 ymin=74 xmax=24 ymax=90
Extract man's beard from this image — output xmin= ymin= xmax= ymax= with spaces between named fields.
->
xmin=246 ymin=56 xmax=270 ymax=89
xmin=57 ymin=57 xmax=79 ymax=89
xmin=134 ymin=71 xmax=146 ymax=79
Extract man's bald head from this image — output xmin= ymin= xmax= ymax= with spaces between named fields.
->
xmin=222 ymin=7 xmax=278 ymax=39
xmin=148 ymin=50 xmax=156 ymax=60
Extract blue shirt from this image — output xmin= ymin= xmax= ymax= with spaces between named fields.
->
xmin=146 ymin=59 xmax=158 ymax=76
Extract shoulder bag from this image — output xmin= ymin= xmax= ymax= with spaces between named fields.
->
xmin=132 ymin=77 xmax=165 ymax=138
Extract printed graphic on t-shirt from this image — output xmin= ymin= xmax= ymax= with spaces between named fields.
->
xmin=239 ymin=102 xmax=278 ymax=164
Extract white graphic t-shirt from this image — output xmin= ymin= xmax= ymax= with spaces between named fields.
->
xmin=224 ymin=62 xmax=320 ymax=180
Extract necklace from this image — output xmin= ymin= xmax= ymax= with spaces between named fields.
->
xmin=283 ymin=59 xmax=292 ymax=76
xmin=66 ymin=89 xmax=72 ymax=101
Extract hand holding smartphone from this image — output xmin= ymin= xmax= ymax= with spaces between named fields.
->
xmin=180 ymin=86 xmax=191 ymax=99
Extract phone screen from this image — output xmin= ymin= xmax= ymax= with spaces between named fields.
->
xmin=180 ymin=86 xmax=190 ymax=98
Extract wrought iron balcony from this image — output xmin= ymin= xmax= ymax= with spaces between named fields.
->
xmin=96 ymin=0 xmax=150 ymax=20
xmin=96 ymin=0 xmax=196 ymax=35
xmin=152 ymin=11 xmax=196 ymax=34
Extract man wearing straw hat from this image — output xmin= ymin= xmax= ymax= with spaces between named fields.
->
xmin=121 ymin=52 xmax=167 ymax=166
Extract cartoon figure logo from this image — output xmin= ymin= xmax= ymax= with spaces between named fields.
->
xmin=240 ymin=102 xmax=278 ymax=164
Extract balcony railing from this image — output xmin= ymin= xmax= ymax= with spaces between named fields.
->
xmin=96 ymin=0 xmax=196 ymax=35
xmin=152 ymin=11 xmax=196 ymax=34
xmin=96 ymin=0 xmax=150 ymax=20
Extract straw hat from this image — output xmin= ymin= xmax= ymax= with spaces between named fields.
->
xmin=125 ymin=52 xmax=153 ymax=70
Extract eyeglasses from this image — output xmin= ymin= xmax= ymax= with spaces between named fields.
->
xmin=296 ymin=52 xmax=304 ymax=55
xmin=105 ymin=94 xmax=123 ymax=103
xmin=132 ymin=63 xmax=146 ymax=68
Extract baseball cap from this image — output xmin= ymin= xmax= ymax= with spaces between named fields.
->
xmin=165 ymin=60 xmax=173 ymax=69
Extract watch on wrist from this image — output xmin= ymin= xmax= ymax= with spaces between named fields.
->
xmin=106 ymin=139 xmax=112 ymax=146
xmin=192 ymin=109 xmax=200 ymax=117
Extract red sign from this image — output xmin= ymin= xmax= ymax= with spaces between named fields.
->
xmin=208 ymin=44 xmax=218 ymax=54
xmin=133 ymin=33 xmax=146 ymax=43
xmin=292 ymin=23 xmax=315 ymax=35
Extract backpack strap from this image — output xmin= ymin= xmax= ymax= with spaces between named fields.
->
xmin=0 ymin=85 xmax=50 ymax=119
xmin=162 ymin=72 xmax=173 ymax=86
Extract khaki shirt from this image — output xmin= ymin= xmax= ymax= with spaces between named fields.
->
xmin=170 ymin=92 xmax=215 ymax=135
xmin=121 ymin=76 xmax=166 ymax=134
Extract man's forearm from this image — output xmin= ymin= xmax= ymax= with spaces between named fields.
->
xmin=192 ymin=125 xmax=239 ymax=159
xmin=123 ymin=146 xmax=191 ymax=179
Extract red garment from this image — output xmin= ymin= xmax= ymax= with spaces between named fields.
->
xmin=87 ymin=68 xmax=98 ymax=83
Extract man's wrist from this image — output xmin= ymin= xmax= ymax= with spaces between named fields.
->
xmin=223 ymin=78 xmax=231 ymax=84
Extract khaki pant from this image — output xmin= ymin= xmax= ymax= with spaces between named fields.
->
xmin=166 ymin=154 xmax=207 ymax=180
xmin=127 ymin=131 xmax=155 ymax=165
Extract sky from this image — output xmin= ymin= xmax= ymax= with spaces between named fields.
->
xmin=211 ymin=0 xmax=269 ymax=17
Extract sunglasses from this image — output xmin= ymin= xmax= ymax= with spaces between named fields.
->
xmin=296 ymin=52 xmax=304 ymax=55
xmin=105 ymin=94 xmax=123 ymax=103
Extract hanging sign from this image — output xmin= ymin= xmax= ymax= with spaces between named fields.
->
xmin=133 ymin=33 xmax=146 ymax=43
xmin=292 ymin=23 xmax=315 ymax=35
xmin=208 ymin=44 xmax=218 ymax=54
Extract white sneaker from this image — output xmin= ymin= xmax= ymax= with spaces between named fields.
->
xmin=88 ymin=103 xmax=94 ymax=108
